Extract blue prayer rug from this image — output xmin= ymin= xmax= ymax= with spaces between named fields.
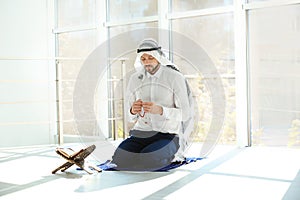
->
xmin=96 ymin=157 xmax=203 ymax=172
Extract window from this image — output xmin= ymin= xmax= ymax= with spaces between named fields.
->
xmin=171 ymin=0 xmax=233 ymax=12
xmin=56 ymin=0 xmax=96 ymax=28
xmin=248 ymin=4 xmax=300 ymax=147
xmin=108 ymin=0 xmax=158 ymax=21
xmin=171 ymin=13 xmax=236 ymax=144
xmin=55 ymin=0 xmax=99 ymax=140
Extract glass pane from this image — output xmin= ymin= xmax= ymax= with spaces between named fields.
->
xmin=56 ymin=0 xmax=95 ymax=28
xmin=172 ymin=0 xmax=233 ymax=12
xmin=248 ymin=5 xmax=300 ymax=147
xmin=172 ymin=13 xmax=236 ymax=144
xmin=58 ymin=30 xmax=97 ymax=57
xmin=59 ymin=60 xmax=87 ymax=135
xmin=0 ymin=0 xmax=48 ymax=58
xmin=0 ymin=59 xmax=56 ymax=147
xmin=57 ymin=29 xmax=98 ymax=137
xmin=61 ymin=80 xmax=75 ymax=101
xmin=0 ymin=103 xmax=50 ymax=123
xmin=0 ymin=60 xmax=49 ymax=80
xmin=60 ymin=60 xmax=84 ymax=80
xmin=0 ymin=82 xmax=50 ymax=102
xmin=0 ymin=124 xmax=53 ymax=147
xmin=172 ymin=14 xmax=234 ymax=74
xmin=108 ymin=0 xmax=158 ymax=21
xmin=247 ymin=0 xmax=272 ymax=2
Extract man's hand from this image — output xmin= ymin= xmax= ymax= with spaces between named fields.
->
xmin=130 ymin=99 xmax=143 ymax=115
xmin=142 ymin=102 xmax=163 ymax=115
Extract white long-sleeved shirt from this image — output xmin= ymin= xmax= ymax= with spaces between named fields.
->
xmin=126 ymin=65 xmax=190 ymax=134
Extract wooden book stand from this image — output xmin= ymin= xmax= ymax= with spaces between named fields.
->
xmin=52 ymin=144 xmax=102 ymax=174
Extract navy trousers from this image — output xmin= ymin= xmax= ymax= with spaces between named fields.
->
xmin=111 ymin=130 xmax=179 ymax=171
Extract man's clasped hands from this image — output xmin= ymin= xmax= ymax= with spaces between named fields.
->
xmin=130 ymin=99 xmax=163 ymax=117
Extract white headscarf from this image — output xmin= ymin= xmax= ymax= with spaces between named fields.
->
xmin=134 ymin=38 xmax=177 ymax=72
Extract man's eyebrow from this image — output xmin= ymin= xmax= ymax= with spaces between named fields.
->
xmin=141 ymin=55 xmax=154 ymax=59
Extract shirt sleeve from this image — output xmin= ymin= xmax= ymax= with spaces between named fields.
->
xmin=162 ymin=74 xmax=191 ymax=122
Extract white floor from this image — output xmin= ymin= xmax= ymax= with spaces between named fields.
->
xmin=0 ymin=143 xmax=300 ymax=200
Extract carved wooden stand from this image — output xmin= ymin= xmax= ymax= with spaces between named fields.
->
xmin=52 ymin=144 xmax=102 ymax=174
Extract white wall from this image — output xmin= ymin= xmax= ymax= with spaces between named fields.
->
xmin=0 ymin=0 xmax=56 ymax=147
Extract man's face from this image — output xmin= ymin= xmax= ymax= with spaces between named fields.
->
xmin=140 ymin=53 xmax=160 ymax=74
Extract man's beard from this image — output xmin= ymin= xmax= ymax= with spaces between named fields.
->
xmin=144 ymin=63 xmax=160 ymax=74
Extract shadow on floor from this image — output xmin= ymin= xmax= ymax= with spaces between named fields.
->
xmin=75 ymin=170 xmax=175 ymax=192
xmin=283 ymin=169 xmax=300 ymax=200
